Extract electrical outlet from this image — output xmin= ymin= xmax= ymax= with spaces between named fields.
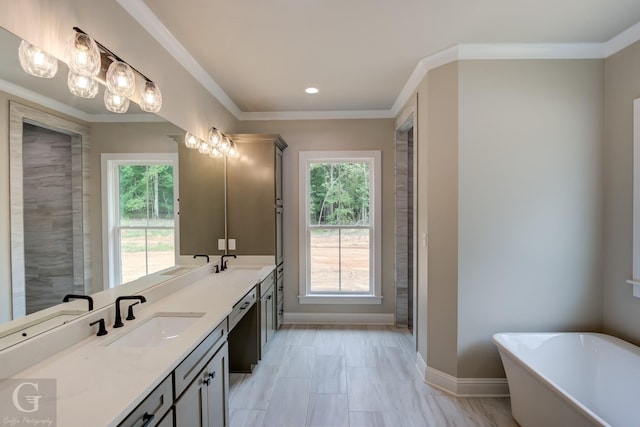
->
xmin=218 ymin=239 xmax=226 ymax=250
xmin=229 ymin=239 xmax=236 ymax=250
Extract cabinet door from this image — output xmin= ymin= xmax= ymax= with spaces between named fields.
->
xmin=260 ymin=294 xmax=268 ymax=355
xmin=266 ymin=287 xmax=275 ymax=344
xmin=205 ymin=342 xmax=229 ymax=427
xmin=275 ymin=207 xmax=283 ymax=265
xmin=275 ymin=146 xmax=283 ymax=206
xmin=175 ymin=371 xmax=208 ymax=427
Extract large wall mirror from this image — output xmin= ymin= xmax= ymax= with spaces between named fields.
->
xmin=0 ymin=25 xmax=226 ymax=349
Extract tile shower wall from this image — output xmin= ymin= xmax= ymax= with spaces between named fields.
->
xmin=22 ymin=123 xmax=77 ymax=314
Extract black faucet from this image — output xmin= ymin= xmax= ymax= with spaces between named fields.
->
xmin=221 ymin=254 xmax=237 ymax=271
xmin=114 ymin=296 xmax=146 ymax=328
xmin=89 ymin=319 xmax=108 ymax=336
xmin=62 ymin=294 xmax=93 ymax=311
xmin=193 ymin=254 xmax=210 ymax=263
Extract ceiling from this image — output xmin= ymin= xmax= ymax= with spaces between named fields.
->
xmin=122 ymin=0 xmax=640 ymax=118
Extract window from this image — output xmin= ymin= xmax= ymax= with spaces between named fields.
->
xmin=102 ymin=154 xmax=179 ymax=287
xmin=299 ymin=151 xmax=382 ymax=304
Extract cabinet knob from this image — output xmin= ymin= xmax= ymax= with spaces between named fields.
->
xmin=208 ymin=371 xmax=216 ymax=379
xmin=203 ymin=378 xmax=211 ymax=386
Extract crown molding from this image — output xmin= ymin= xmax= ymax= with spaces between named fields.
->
xmin=238 ymin=109 xmax=395 ymax=121
xmin=115 ymin=3 xmax=640 ymax=121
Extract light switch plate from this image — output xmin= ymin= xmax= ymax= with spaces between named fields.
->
xmin=229 ymin=239 xmax=236 ymax=250
xmin=218 ymin=239 xmax=226 ymax=250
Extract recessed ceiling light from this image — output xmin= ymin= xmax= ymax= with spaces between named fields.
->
xmin=305 ymin=87 xmax=319 ymax=94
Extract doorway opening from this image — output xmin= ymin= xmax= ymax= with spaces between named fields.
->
xmin=395 ymin=115 xmax=416 ymax=333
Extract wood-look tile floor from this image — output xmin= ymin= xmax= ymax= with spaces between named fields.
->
xmin=229 ymin=325 xmax=518 ymax=427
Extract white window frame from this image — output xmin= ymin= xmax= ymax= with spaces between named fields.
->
xmin=298 ymin=150 xmax=382 ymax=304
xmin=101 ymin=153 xmax=179 ymax=289
xmin=629 ymin=98 xmax=640 ymax=297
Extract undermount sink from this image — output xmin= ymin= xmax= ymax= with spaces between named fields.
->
xmin=108 ymin=313 xmax=204 ymax=348
xmin=228 ymin=265 xmax=263 ymax=271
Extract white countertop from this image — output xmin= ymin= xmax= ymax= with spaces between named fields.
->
xmin=0 ymin=263 xmax=274 ymax=427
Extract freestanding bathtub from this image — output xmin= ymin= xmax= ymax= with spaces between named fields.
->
xmin=493 ymin=332 xmax=640 ymax=427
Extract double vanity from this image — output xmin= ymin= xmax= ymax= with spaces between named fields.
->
xmin=0 ymin=258 xmax=278 ymax=426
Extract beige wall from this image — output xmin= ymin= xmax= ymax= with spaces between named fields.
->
xmin=457 ymin=59 xmax=605 ymax=378
xmin=237 ymin=119 xmax=396 ymax=316
xmin=603 ymin=41 xmax=640 ymax=342
xmin=425 ymin=62 xmax=460 ymax=376
xmin=411 ymin=59 xmax=606 ymax=379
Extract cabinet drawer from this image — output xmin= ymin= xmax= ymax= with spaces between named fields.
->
xmin=174 ymin=320 xmax=227 ymax=398
xmin=228 ymin=287 xmax=257 ymax=331
xmin=260 ymin=271 xmax=275 ymax=298
xmin=118 ymin=375 xmax=173 ymax=427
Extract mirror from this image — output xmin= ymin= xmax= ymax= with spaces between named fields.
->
xmin=0 ymin=26 xmax=226 ymax=348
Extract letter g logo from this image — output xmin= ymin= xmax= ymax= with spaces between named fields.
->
xmin=12 ymin=381 xmax=41 ymax=413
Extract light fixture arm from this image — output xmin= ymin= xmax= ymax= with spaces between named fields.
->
xmin=72 ymin=27 xmax=153 ymax=83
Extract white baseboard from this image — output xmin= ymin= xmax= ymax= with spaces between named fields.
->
xmin=282 ymin=312 xmax=394 ymax=325
xmin=415 ymin=354 xmax=510 ymax=397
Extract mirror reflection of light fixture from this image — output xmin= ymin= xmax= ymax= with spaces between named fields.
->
xmin=104 ymin=88 xmax=130 ymax=113
xmin=18 ymin=40 xmax=58 ymax=78
xmin=185 ymin=132 xmax=199 ymax=149
xmin=228 ymin=141 xmax=240 ymax=159
xmin=208 ymin=127 xmax=222 ymax=146
xmin=198 ymin=139 xmax=210 ymax=154
xmin=139 ymin=81 xmax=162 ymax=113
xmin=219 ymin=136 xmax=231 ymax=154
xmin=65 ymin=32 xmax=100 ymax=77
xmin=67 ymin=71 xmax=99 ymax=98
xmin=106 ymin=61 xmax=135 ymax=98
xmin=184 ymin=129 xmax=238 ymax=159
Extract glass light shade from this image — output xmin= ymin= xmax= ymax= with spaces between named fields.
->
xmin=66 ymin=32 xmax=101 ymax=76
xmin=106 ymin=61 xmax=135 ymax=97
xmin=210 ymin=146 xmax=223 ymax=158
xmin=228 ymin=142 xmax=239 ymax=158
xmin=104 ymin=88 xmax=130 ymax=113
xmin=219 ymin=136 xmax=231 ymax=153
xmin=18 ymin=40 xmax=58 ymax=78
xmin=208 ymin=128 xmax=222 ymax=147
xmin=67 ymin=71 xmax=98 ymax=98
xmin=198 ymin=140 xmax=209 ymax=154
xmin=184 ymin=132 xmax=199 ymax=149
xmin=139 ymin=81 xmax=162 ymax=113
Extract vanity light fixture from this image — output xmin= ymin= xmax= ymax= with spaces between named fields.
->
xmin=67 ymin=71 xmax=99 ymax=98
xmin=184 ymin=132 xmax=199 ymax=149
xmin=227 ymin=141 xmax=240 ymax=159
xmin=69 ymin=27 xmax=162 ymax=113
xmin=65 ymin=32 xmax=100 ymax=77
xmin=18 ymin=40 xmax=58 ymax=78
xmin=184 ymin=128 xmax=239 ymax=160
xmin=104 ymin=88 xmax=130 ymax=113
xmin=106 ymin=60 xmax=135 ymax=98
xmin=139 ymin=81 xmax=162 ymax=113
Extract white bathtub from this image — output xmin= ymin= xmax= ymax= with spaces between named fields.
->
xmin=493 ymin=332 xmax=640 ymax=427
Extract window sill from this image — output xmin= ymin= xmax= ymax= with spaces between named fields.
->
xmin=626 ymin=280 xmax=640 ymax=298
xmin=298 ymin=295 xmax=383 ymax=305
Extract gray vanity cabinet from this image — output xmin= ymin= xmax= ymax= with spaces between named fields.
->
xmin=175 ymin=342 xmax=229 ymax=427
xmin=173 ymin=320 xmax=229 ymax=427
xmin=227 ymin=134 xmax=287 ymax=331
